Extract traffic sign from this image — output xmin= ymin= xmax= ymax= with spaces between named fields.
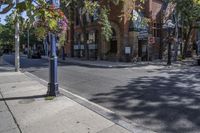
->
xmin=148 ymin=37 xmax=155 ymax=44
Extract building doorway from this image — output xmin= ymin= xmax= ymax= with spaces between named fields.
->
xmin=110 ymin=28 xmax=118 ymax=54
xmin=138 ymin=40 xmax=148 ymax=61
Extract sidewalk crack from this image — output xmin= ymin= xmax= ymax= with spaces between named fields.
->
xmin=0 ymin=89 xmax=22 ymax=133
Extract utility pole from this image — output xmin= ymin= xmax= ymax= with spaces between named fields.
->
xmin=15 ymin=0 xmax=20 ymax=72
xmin=47 ymin=0 xmax=60 ymax=96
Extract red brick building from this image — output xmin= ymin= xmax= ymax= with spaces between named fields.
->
xmin=65 ymin=0 xmax=163 ymax=61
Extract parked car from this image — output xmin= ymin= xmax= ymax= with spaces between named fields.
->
xmin=31 ymin=50 xmax=41 ymax=59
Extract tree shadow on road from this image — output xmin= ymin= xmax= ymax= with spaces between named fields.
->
xmin=90 ymin=67 xmax=200 ymax=133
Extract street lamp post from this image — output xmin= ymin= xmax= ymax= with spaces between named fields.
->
xmin=163 ymin=20 xmax=175 ymax=65
xmin=47 ymin=0 xmax=60 ymax=96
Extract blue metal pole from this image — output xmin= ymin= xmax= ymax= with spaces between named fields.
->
xmin=47 ymin=0 xmax=60 ymax=96
xmin=47 ymin=33 xmax=59 ymax=96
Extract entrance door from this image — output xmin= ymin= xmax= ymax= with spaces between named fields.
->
xmin=110 ymin=28 xmax=117 ymax=54
xmin=110 ymin=40 xmax=117 ymax=53
xmin=138 ymin=40 xmax=148 ymax=61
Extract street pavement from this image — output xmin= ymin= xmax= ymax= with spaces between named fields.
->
xmin=3 ymin=54 xmax=200 ymax=133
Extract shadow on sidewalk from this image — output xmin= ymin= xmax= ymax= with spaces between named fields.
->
xmin=0 ymin=68 xmax=15 ymax=72
xmin=0 ymin=94 xmax=46 ymax=101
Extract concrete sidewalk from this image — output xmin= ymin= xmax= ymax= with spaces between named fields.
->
xmin=0 ymin=71 xmax=134 ymax=133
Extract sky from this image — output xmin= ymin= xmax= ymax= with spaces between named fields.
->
xmin=0 ymin=0 xmax=25 ymax=25
xmin=0 ymin=4 xmax=13 ymax=25
xmin=0 ymin=13 xmax=12 ymax=24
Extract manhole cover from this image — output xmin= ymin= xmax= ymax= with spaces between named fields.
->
xmin=18 ymin=99 xmax=35 ymax=104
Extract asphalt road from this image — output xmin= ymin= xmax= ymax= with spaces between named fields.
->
xmin=3 ymin=54 xmax=200 ymax=133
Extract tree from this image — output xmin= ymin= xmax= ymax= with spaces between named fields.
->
xmin=1 ymin=0 xmax=145 ymax=59
xmin=0 ymin=15 xmax=15 ymax=52
xmin=171 ymin=0 xmax=200 ymax=58
xmin=0 ymin=0 xmax=14 ymax=14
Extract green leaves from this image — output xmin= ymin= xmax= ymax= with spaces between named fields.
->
xmin=99 ymin=7 xmax=112 ymax=41
xmin=0 ymin=16 xmax=15 ymax=48
xmin=0 ymin=0 xmax=14 ymax=14
xmin=48 ymin=19 xmax=57 ymax=31
xmin=171 ymin=0 xmax=200 ymax=24
xmin=34 ymin=26 xmax=46 ymax=40
xmin=84 ymin=0 xmax=99 ymax=15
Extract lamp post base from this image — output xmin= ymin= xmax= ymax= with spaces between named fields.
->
xmin=47 ymin=83 xmax=59 ymax=96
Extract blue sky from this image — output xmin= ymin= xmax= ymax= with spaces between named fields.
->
xmin=0 ymin=4 xmax=13 ymax=25
xmin=0 ymin=0 xmax=25 ymax=25
xmin=0 ymin=13 xmax=12 ymax=24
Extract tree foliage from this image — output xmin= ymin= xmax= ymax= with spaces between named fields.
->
xmin=0 ymin=15 xmax=15 ymax=48
xmin=170 ymin=0 xmax=200 ymax=58
xmin=1 ymin=0 xmax=145 ymax=46
xmin=0 ymin=0 xmax=14 ymax=14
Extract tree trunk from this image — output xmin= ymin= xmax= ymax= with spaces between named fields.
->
xmin=80 ymin=14 xmax=89 ymax=60
xmin=69 ymin=5 xmax=74 ymax=57
xmin=182 ymin=26 xmax=192 ymax=59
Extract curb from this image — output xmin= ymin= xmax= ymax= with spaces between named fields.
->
xmin=42 ymin=56 xmax=188 ymax=70
xmin=41 ymin=56 xmax=137 ymax=69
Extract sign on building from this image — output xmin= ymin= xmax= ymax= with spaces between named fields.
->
xmin=88 ymin=31 xmax=95 ymax=44
xmin=138 ymin=30 xmax=148 ymax=40
xmin=148 ymin=37 xmax=155 ymax=44
xmin=89 ymin=44 xmax=97 ymax=50
xmin=74 ymin=45 xmax=79 ymax=50
xmin=125 ymin=47 xmax=131 ymax=54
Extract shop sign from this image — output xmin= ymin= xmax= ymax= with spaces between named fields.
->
xmin=88 ymin=31 xmax=95 ymax=43
xmin=74 ymin=45 xmax=79 ymax=50
xmin=138 ymin=30 xmax=148 ymax=40
xmin=89 ymin=44 xmax=97 ymax=50
xmin=125 ymin=47 xmax=131 ymax=54
xmin=80 ymin=45 xmax=84 ymax=50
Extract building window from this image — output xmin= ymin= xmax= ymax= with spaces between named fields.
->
xmin=152 ymin=22 xmax=161 ymax=37
xmin=76 ymin=11 xmax=80 ymax=26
